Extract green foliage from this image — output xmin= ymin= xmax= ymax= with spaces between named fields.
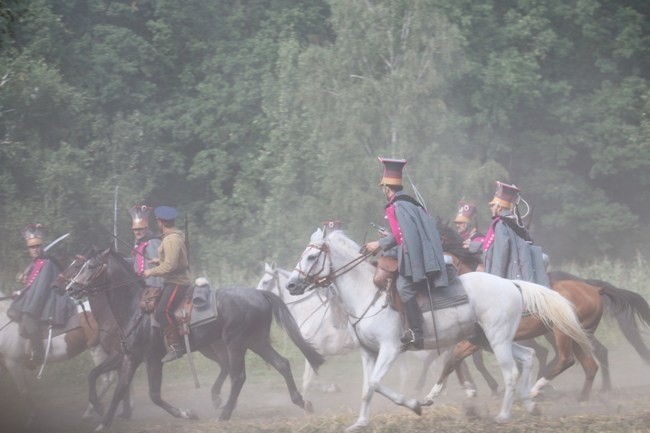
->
xmin=0 ymin=0 xmax=649 ymax=280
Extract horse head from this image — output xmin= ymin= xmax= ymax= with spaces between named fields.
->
xmin=52 ymin=246 xmax=97 ymax=295
xmin=286 ymin=228 xmax=332 ymax=296
xmin=65 ymin=248 xmax=112 ymax=299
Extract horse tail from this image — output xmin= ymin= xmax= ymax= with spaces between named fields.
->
xmin=591 ymin=280 xmax=650 ymax=364
xmin=515 ymin=280 xmax=594 ymax=358
xmin=261 ymin=291 xmax=326 ymax=371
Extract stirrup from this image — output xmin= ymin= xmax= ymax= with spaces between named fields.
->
xmin=400 ymin=329 xmax=423 ymax=350
xmin=161 ymin=345 xmax=185 ymax=363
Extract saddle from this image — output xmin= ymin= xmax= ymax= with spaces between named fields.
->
xmin=388 ymin=268 xmax=470 ymax=318
xmin=149 ymin=283 xmax=220 ymax=336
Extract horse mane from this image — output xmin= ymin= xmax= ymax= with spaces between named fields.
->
xmin=327 ymin=230 xmax=362 ymax=260
xmin=103 ymin=248 xmax=145 ymax=290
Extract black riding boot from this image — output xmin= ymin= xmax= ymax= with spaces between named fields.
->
xmin=28 ymin=331 xmax=45 ymax=368
xmin=400 ymin=297 xmax=423 ymax=350
xmin=161 ymin=323 xmax=185 ymax=363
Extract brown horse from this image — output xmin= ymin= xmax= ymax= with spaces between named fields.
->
xmin=434 ymin=224 xmax=600 ymax=401
xmin=434 ymin=223 xmax=650 ymax=401
xmin=0 ymin=298 xmax=118 ymax=425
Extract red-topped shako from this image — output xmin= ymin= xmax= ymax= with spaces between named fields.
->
xmin=489 ymin=181 xmax=520 ymax=210
xmin=129 ymin=204 xmax=153 ymax=229
xmin=378 ymin=157 xmax=407 ymax=186
xmin=323 ymin=220 xmax=342 ymax=233
xmin=378 ymin=157 xmax=408 ymax=244
xmin=454 ymin=201 xmax=477 ymax=224
xmin=22 ymin=223 xmax=45 ymax=247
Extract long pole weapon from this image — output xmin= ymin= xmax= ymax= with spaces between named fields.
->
xmin=113 ymin=186 xmax=119 ymax=252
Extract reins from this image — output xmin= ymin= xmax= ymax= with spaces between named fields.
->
xmin=295 ymin=241 xmax=388 ymax=326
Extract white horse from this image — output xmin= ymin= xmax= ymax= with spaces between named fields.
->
xmin=257 ymin=263 xmax=443 ymax=399
xmin=286 ymin=229 xmax=588 ymax=431
xmin=257 ymin=262 xmax=357 ymax=397
xmin=0 ymin=299 xmax=117 ymax=424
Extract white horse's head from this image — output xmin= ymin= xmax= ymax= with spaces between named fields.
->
xmin=286 ymin=228 xmax=332 ymax=296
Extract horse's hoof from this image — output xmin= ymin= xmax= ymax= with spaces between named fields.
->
xmin=94 ymin=423 xmax=106 ymax=432
xmin=212 ymin=396 xmax=222 ymax=410
xmin=495 ymin=413 xmax=510 ymax=423
xmin=344 ymin=422 xmax=367 ymax=433
xmin=420 ymin=398 xmax=434 ymax=407
xmin=180 ymin=409 xmax=199 ymax=420
xmin=411 ymin=400 xmax=422 ymax=416
xmin=304 ymin=400 xmax=314 ymax=413
xmin=118 ymin=411 xmax=132 ymax=420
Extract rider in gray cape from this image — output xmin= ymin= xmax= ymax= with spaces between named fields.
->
xmin=363 ymin=158 xmax=448 ymax=349
xmin=8 ymin=224 xmax=76 ymax=367
xmin=482 ymin=181 xmax=550 ymax=287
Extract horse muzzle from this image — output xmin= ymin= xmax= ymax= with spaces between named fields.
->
xmin=286 ymin=277 xmax=309 ymax=296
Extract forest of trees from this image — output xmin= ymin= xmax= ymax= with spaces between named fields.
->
xmin=0 ymin=0 xmax=648 ymax=285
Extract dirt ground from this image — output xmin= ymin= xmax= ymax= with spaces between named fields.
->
xmin=3 ymin=339 xmax=650 ymax=433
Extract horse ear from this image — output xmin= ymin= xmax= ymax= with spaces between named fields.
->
xmin=270 ymin=261 xmax=277 ymax=270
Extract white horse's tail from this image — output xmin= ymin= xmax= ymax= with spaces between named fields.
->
xmin=515 ymin=280 xmax=594 ymax=357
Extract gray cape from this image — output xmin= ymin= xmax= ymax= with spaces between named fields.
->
xmin=9 ymin=257 xmax=76 ymax=326
xmin=378 ymin=191 xmax=448 ymax=288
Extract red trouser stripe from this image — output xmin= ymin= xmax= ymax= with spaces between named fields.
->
xmin=165 ymin=284 xmax=180 ymax=325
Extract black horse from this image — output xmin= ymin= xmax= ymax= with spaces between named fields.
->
xmin=63 ymin=248 xmax=324 ymax=429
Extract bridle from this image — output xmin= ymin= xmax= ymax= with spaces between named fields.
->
xmin=293 ymin=241 xmax=371 ymax=290
xmin=293 ymin=238 xmax=387 ymax=327
xmin=64 ymin=251 xmax=145 ymax=353
xmin=65 ymin=252 xmax=143 ymax=299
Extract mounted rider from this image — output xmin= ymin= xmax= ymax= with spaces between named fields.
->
xmin=142 ymin=206 xmax=191 ymax=363
xmin=453 ymin=201 xmax=485 ymax=254
xmin=129 ymin=205 xmax=164 ymax=313
xmin=363 ymin=158 xmax=448 ymax=350
xmin=7 ymin=224 xmax=76 ymax=368
xmin=482 ymin=181 xmax=549 ymax=287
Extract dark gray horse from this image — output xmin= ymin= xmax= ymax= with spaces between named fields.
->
xmin=63 ymin=248 xmax=324 ymax=430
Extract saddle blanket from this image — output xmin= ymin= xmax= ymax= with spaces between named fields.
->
xmin=418 ymin=276 xmax=469 ymax=312
xmin=151 ymin=283 xmax=219 ymax=329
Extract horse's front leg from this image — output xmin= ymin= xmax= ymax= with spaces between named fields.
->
xmin=95 ymin=354 xmax=142 ymax=430
xmin=347 ymin=345 xmax=420 ymax=433
xmin=146 ymin=357 xmax=199 ymax=420
xmin=85 ymin=352 xmax=122 ymax=418
xmin=370 ymin=348 xmax=421 ymax=413
xmin=345 ymin=347 xmax=376 ymax=433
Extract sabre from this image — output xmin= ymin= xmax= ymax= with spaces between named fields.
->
xmin=182 ymin=309 xmax=200 ymax=388
xmin=43 ymin=233 xmax=70 ymax=253
xmin=37 ymin=318 xmax=54 ymax=379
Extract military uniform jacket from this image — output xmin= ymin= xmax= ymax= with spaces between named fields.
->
xmin=147 ymin=229 xmax=191 ymax=286
xmin=132 ymin=234 xmax=164 ymax=288
xmin=9 ymin=256 xmax=76 ymax=326
xmin=378 ymin=191 xmax=448 ymax=288
xmin=483 ymin=212 xmax=549 ymax=287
